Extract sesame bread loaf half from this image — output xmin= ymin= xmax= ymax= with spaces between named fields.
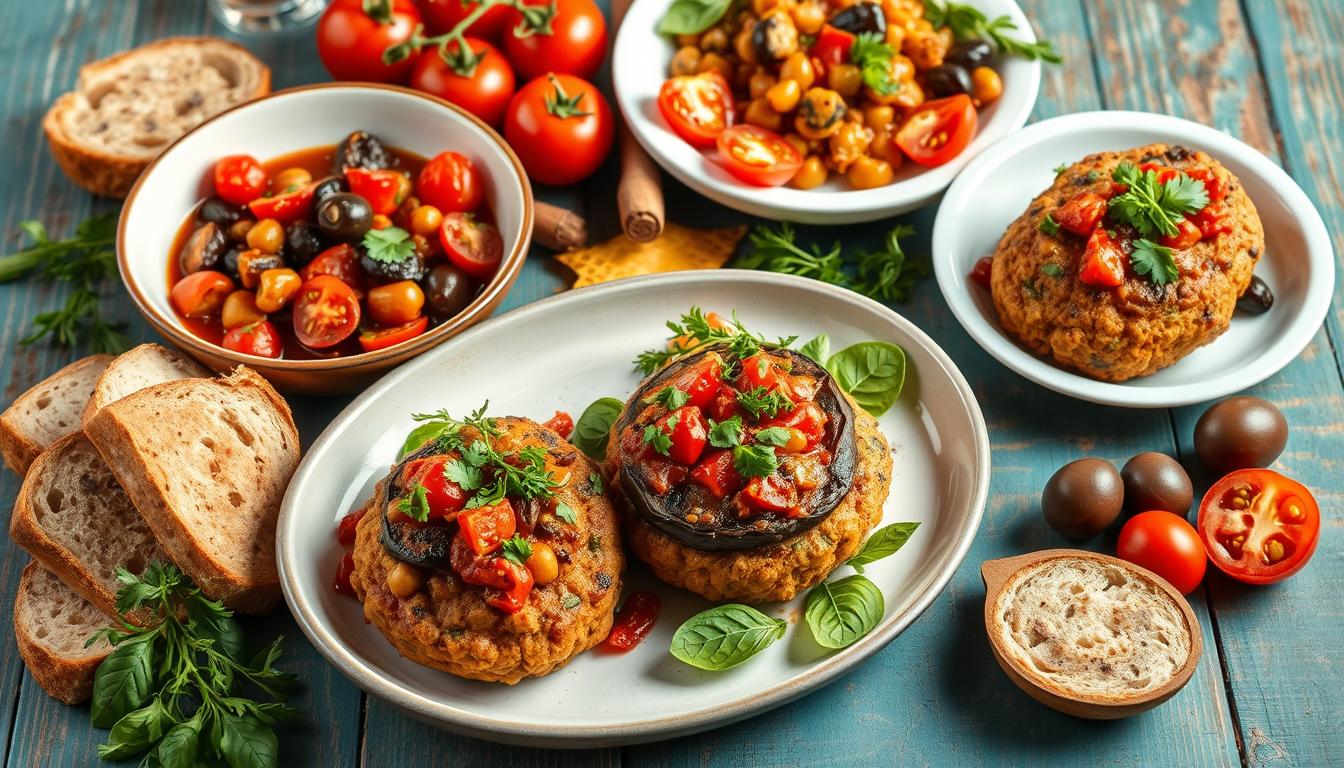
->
xmin=0 ymin=354 xmax=112 ymax=475
xmin=14 ymin=562 xmax=113 ymax=705
xmin=82 ymin=343 xmax=210 ymax=428
xmin=43 ymin=37 xmax=270 ymax=197
xmin=84 ymin=367 xmax=299 ymax=613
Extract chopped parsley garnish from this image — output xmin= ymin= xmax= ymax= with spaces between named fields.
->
xmin=1022 ymin=279 xmax=1043 ymax=299
xmin=1038 ymin=214 xmax=1062 ymax=237
xmin=645 ymin=385 xmax=689 ymax=410
xmin=588 ymin=472 xmax=604 ymax=495
xmin=561 ymin=593 xmax=581 ymax=609
xmin=362 ymin=226 xmax=416 ymax=264
xmin=555 ymin=501 xmax=578 ymax=524
xmin=406 ymin=403 xmax=560 ymax=509
xmin=708 ymin=415 xmax=744 ymax=449
xmin=501 ymin=534 xmax=533 ymax=565
xmin=1053 ymin=162 xmax=1068 ymax=176
xmin=642 ymin=424 xmax=673 ymax=456
xmin=443 ymin=459 xmax=482 ymax=491
xmin=736 ymin=386 xmax=793 ymax=420
xmin=850 ymin=33 xmax=899 ymax=96
xmin=1129 ymin=239 xmax=1179 ymax=285
xmin=1108 ymin=163 xmax=1208 ymax=238
xmin=635 ymin=307 xmax=796 ymax=375
xmin=397 ymin=483 xmax=431 ymax=522
xmin=754 ymin=426 xmax=792 ymax=446
xmin=733 ymin=444 xmax=779 ymax=478
xmin=1041 ymin=263 xmax=1064 ymax=278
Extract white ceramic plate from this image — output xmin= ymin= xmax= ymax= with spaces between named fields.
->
xmin=612 ymin=0 xmax=1041 ymax=223
xmin=932 ymin=111 xmax=1336 ymax=408
xmin=278 ymin=271 xmax=989 ymax=747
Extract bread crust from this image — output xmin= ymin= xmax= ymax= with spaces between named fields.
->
xmin=0 ymin=354 xmax=113 ymax=475
xmin=14 ymin=563 xmax=111 ymax=705
xmin=81 ymin=342 xmax=210 ymax=429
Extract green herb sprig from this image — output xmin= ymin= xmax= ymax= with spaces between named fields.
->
xmin=923 ymin=0 xmax=1062 ymax=63
xmin=850 ymin=33 xmax=899 ymax=96
xmin=1129 ymin=238 xmax=1179 ymax=285
xmin=362 ymin=226 xmax=416 ymax=264
xmin=634 ymin=307 xmax=796 ymax=376
xmin=571 ymin=397 xmax=624 ymax=461
xmin=1108 ymin=162 xmax=1208 ymax=238
xmin=737 ymin=224 xmax=927 ymax=305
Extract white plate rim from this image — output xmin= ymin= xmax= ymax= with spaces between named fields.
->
xmin=931 ymin=110 xmax=1337 ymax=408
xmin=276 ymin=271 xmax=991 ymax=745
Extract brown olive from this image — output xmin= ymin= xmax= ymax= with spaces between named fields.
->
xmin=1042 ymin=458 xmax=1124 ymax=539
xmin=422 ymin=264 xmax=474 ymax=319
xmin=178 ymin=222 xmax=227 ymax=274
xmin=1120 ymin=452 xmax=1193 ymax=516
xmin=332 ymin=130 xmax=392 ymax=173
xmin=1194 ymin=396 xmax=1288 ymax=474
xmin=1236 ymin=275 xmax=1274 ymax=314
xmin=313 ymin=175 xmax=346 ymax=203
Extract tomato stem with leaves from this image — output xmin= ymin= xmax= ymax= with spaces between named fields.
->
xmin=362 ymin=0 xmax=396 ymax=23
xmin=544 ymin=73 xmax=591 ymax=118
xmin=383 ymin=0 xmax=555 ymax=76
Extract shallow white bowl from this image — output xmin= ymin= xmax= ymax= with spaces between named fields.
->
xmin=278 ymin=271 xmax=990 ymax=746
xmin=932 ymin=111 xmax=1336 ymax=408
xmin=612 ymin=0 xmax=1041 ymax=223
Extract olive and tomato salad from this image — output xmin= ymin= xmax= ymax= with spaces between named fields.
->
xmin=168 ymin=131 xmax=502 ymax=359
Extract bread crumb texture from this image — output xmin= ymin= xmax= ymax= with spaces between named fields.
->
xmin=995 ymin=557 xmax=1191 ymax=699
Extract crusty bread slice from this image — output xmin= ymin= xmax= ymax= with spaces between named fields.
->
xmin=993 ymin=556 xmax=1192 ymax=701
xmin=11 ymin=432 xmax=164 ymax=618
xmin=82 ymin=343 xmax=210 ymax=428
xmin=0 ymin=354 xmax=113 ymax=475
xmin=43 ymin=36 xmax=270 ymax=198
xmin=14 ymin=562 xmax=113 ymax=705
xmin=85 ymin=367 xmax=299 ymax=613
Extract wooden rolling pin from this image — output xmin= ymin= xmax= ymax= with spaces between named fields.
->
xmin=611 ymin=0 xmax=665 ymax=242
xmin=534 ymin=200 xmax=588 ymax=251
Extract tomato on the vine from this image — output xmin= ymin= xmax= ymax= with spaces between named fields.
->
xmin=1116 ymin=510 xmax=1207 ymax=595
xmin=418 ymin=151 xmax=483 ymax=213
xmin=419 ymin=0 xmax=514 ymax=41
xmin=504 ymin=74 xmax=613 ymax=186
xmin=503 ymin=0 xmax=607 ymax=81
xmin=316 ymin=0 xmax=421 ymax=83
xmin=1198 ymin=469 xmax=1320 ymax=585
xmin=410 ymin=37 xmax=516 ymax=126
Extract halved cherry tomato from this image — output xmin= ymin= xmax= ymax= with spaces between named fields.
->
xmin=1198 ymin=469 xmax=1320 ymax=585
xmin=969 ymin=256 xmax=993 ymax=289
xmin=1185 ymin=167 xmax=1227 ymax=203
xmin=689 ymin=449 xmax=743 ymax=498
xmin=346 ymin=168 xmax=408 ymax=215
xmin=300 ymin=244 xmax=365 ymax=293
xmin=457 ymin=500 xmax=516 ymax=555
xmin=894 ymin=94 xmax=978 ymax=168
xmin=1159 ymin=217 xmax=1202 ymax=250
xmin=738 ymin=352 xmax=782 ymax=391
xmin=172 ymin=271 xmax=234 ymax=318
xmin=1079 ymin=229 xmax=1126 ymax=288
xmin=405 ymin=455 xmax=469 ymax=519
xmin=222 ymin=321 xmax=282 ymax=359
xmin=337 ymin=507 xmax=367 ymax=546
xmin=418 ymin=151 xmax=483 ymax=213
xmin=603 ymin=590 xmax=661 ymax=651
xmin=542 ymin=411 xmax=574 ymax=439
xmin=1054 ymin=192 xmax=1108 ymax=235
xmin=293 ymin=275 xmax=361 ymax=349
xmin=1191 ymin=204 xmax=1233 ymax=239
xmin=214 ymin=155 xmax=268 ymax=206
xmin=811 ymin=24 xmax=855 ymax=67
xmin=675 ymin=359 xmax=723 ymax=410
xmin=657 ymin=72 xmax=735 ymax=148
xmin=659 ymin=405 xmax=709 ymax=465
xmin=742 ymin=474 xmax=799 ymax=514
xmin=333 ymin=552 xmax=356 ymax=596
xmin=439 ymin=213 xmax=503 ymax=281
xmin=716 ymin=125 xmax=802 ymax=187
xmin=358 ymin=316 xmax=430 ymax=353
xmin=1116 ymin=510 xmax=1207 ymax=595
xmin=707 ymin=384 xmax=741 ymax=421
xmin=248 ymin=183 xmax=316 ymax=224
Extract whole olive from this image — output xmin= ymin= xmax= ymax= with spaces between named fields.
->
xmin=946 ymin=39 xmax=995 ymax=70
xmin=925 ymin=64 xmax=973 ymax=98
xmin=1042 ymin=458 xmax=1124 ymax=539
xmin=828 ymin=1 xmax=886 ymax=35
xmin=1120 ymin=452 xmax=1193 ymax=516
xmin=222 ymin=246 xmax=245 ymax=281
xmin=313 ymin=175 xmax=347 ymax=204
xmin=1194 ymin=396 xmax=1288 ymax=474
xmin=423 ymin=263 xmax=475 ymax=319
xmin=177 ymin=222 xmax=227 ymax=274
xmin=1236 ymin=275 xmax=1274 ymax=315
xmin=360 ymin=245 xmax=424 ymax=284
xmin=285 ymin=221 xmax=324 ymax=268
xmin=332 ymin=130 xmax=392 ymax=174
xmin=198 ymin=197 xmax=245 ymax=227
xmin=316 ymin=193 xmax=374 ymax=241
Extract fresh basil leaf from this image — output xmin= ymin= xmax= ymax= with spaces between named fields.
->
xmin=398 ymin=420 xmax=451 ymax=459
xmin=804 ymin=575 xmax=884 ymax=649
xmin=188 ymin=599 xmax=247 ymax=662
xmin=657 ymin=0 xmax=732 ymax=36
xmin=573 ymin=397 xmax=624 ymax=460
xmin=846 ymin=522 xmax=920 ymax=574
xmin=219 ymin=714 xmax=278 ymax=768
xmin=826 ymin=341 xmax=906 ymax=416
xmin=155 ymin=720 xmax=200 ymax=768
xmin=97 ymin=698 xmax=170 ymax=760
xmin=91 ymin=634 xmax=156 ymax=728
xmin=670 ymin=604 xmax=788 ymax=670
xmin=798 ymin=333 xmax=830 ymax=363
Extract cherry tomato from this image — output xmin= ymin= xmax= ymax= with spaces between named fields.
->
xmin=657 ymin=72 xmax=735 ymax=148
xmin=1198 ymin=469 xmax=1320 ymax=585
xmin=504 ymin=74 xmax=614 ymax=186
xmin=406 ymin=455 xmax=469 ymax=518
xmin=603 ymin=590 xmax=661 ymax=651
xmin=810 ymin=24 xmax=855 ymax=68
xmin=658 ymin=405 xmax=708 ymax=466
xmin=689 ymin=450 xmax=742 ymax=498
xmin=1054 ymin=192 xmax=1108 ymax=235
xmin=1079 ymin=229 xmax=1126 ymax=288
xmin=439 ymin=213 xmax=503 ymax=281
xmin=716 ymin=125 xmax=802 ymax=187
xmin=345 ymin=168 xmax=408 ymax=215
xmin=172 ymin=271 xmax=235 ymax=318
xmin=1159 ymin=217 xmax=1202 ymax=249
xmin=742 ymin=474 xmax=798 ymax=513
xmin=410 ymin=38 xmax=516 ymax=127
xmin=337 ymin=507 xmax=367 ymax=546
xmin=417 ymin=151 xmax=483 ymax=213
xmin=222 ymin=320 xmax=282 ymax=359
xmin=316 ymin=0 xmax=421 ymax=83
xmin=502 ymin=0 xmax=607 ymax=81
xmin=762 ymin=402 xmax=825 ymax=449
xmin=457 ymin=500 xmax=516 ymax=555
xmin=542 ymin=411 xmax=574 ymax=439
xmin=357 ymin=316 xmax=430 ymax=352
xmin=674 ymin=358 xmax=722 ymax=411
xmin=300 ymin=244 xmax=366 ymax=293
xmin=1116 ymin=510 xmax=1207 ymax=595
xmin=367 ymin=280 xmax=425 ymax=326
xmin=333 ymin=552 xmax=356 ymax=596
xmin=293 ymin=275 xmax=361 ymax=349
xmin=969 ymin=256 xmax=993 ymax=289
xmin=420 ymin=0 xmax=512 ymax=40
xmin=213 ymin=155 xmax=268 ymax=206
xmin=248 ymin=183 xmax=317 ymax=224
xmin=894 ymin=94 xmax=978 ymax=167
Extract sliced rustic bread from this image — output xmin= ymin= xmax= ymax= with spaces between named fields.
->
xmin=14 ymin=562 xmax=113 ymax=705
xmin=43 ymin=36 xmax=270 ymax=197
xmin=0 ymin=354 xmax=113 ymax=475
xmin=11 ymin=432 xmax=164 ymax=618
xmin=85 ymin=367 xmax=299 ymax=613
xmin=82 ymin=343 xmax=210 ymax=427
xmin=993 ymin=556 xmax=1192 ymax=700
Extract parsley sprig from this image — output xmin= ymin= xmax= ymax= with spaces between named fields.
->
xmin=850 ymin=33 xmax=899 ymax=96
xmin=737 ymin=223 xmax=927 ymax=304
xmin=634 ymin=307 xmax=796 ymax=375
xmin=736 ymin=386 xmax=793 ymax=420
xmin=1108 ymin=163 xmax=1208 ymax=238
xmin=86 ymin=562 xmax=297 ymax=767
xmin=404 ymin=403 xmax=561 ymax=508
xmin=923 ymin=0 xmax=1062 ymax=63
xmin=362 ymin=226 xmax=417 ymax=264
xmin=1129 ymin=239 xmax=1179 ymax=285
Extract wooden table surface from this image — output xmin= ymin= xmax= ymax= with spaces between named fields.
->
xmin=1 ymin=0 xmax=1341 ymax=765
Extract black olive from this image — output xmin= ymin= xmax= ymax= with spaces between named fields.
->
xmin=222 ymin=246 xmax=245 ymax=281
xmin=198 ymin=197 xmax=245 ymax=226
xmin=284 ymin=221 xmax=324 ymax=268
xmin=946 ymin=39 xmax=994 ymax=70
xmin=316 ymin=193 xmax=374 ymax=241
xmin=1237 ymin=275 xmax=1274 ymax=314
xmin=332 ymin=130 xmax=392 ymax=174
xmin=360 ymin=245 xmax=424 ymax=284
xmin=422 ymin=263 xmax=475 ymax=319
xmin=750 ymin=11 xmax=799 ymax=63
xmin=829 ymin=1 xmax=885 ymax=35
xmin=177 ymin=222 xmax=227 ymax=274
xmin=925 ymin=64 xmax=973 ymax=97
xmin=313 ymin=175 xmax=346 ymax=204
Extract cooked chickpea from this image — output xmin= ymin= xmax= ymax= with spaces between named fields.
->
xmin=700 ymin=26 xmax=729 ymax=52
xmin=734 ymin=63 xmax=756 ymax=90
xmin=675 ymin=33 xmax=699 ymax=47
xmin=699 ymin=52 xmax=734 ymax=80
xmin=971 ymin=66 xmax=1004 ymax=104
xmin=228 ymin=218 xmax=255 ymax=243
xmin=766 ymin=78 xmax=802 ymax=112
xmin=273 ymin=167 xmax=311 ymax=192
xmin=409 ymin=204 xmax=443 ymax=237
xmin=863 ymin=105 xmax=896 ymax=131
xmin=847 ymin=156 xmax=895 ymax=189
xmin=827 ymin=63 xmax=863 ymax=97
xmin=386 ymin=561 xmax=426 ymax=598
xmin=779 ymin=52 xmax=815 ymax=90
xmin=828 ymin=122 xmax=871 ymax=172
xmin=221 ymin=290 xmax=265 ymax=330
xmin=245 ymin=218 xmax=284 ymax=254
xmin=733 ymin=27 xmax=757 ymax=65
xmin=885 ymin=24 xmax=907 ymax=49
xmin=780 ymin=428 xmax=810 ymax=453
xmin=371 ymin=213 xmax=393 ymax=230
xmin=670 ymin=46 xmax=702 ymax=76
xmin=525 ymin=541 xmax=559 ymax=586
xmin=869 ymin=128 xmax=894 ymax=161
xmin=893 ymin=78 xmax=925 ymax=109
xmin=789 ymin=156 xmax=828 ymax=189
xmin=903 ymin=31 xmax=946 ymax=70
xmin=744 ymin=97 xmax=784 ymax=131
xmin=783 ymin=132 xmax=810 ymax=157
xmin=255 ymin=268 xmax=302 ymax=313
xmin=795 ymin=88 xmax=846 ymax=139
xmin=749 ymin=71 xmax=778 ymax=99
xmin=790 ymin=0 xmax=826 ymax=34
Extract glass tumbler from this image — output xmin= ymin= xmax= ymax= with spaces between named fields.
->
xmin=209 ymin=0 xmax=329 ymax=34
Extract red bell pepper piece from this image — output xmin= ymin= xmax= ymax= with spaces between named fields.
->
xmin=689 ymin=450 xmax=743 ymax=498
xmin=457 ymin=500 xmax=516 ymax=555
